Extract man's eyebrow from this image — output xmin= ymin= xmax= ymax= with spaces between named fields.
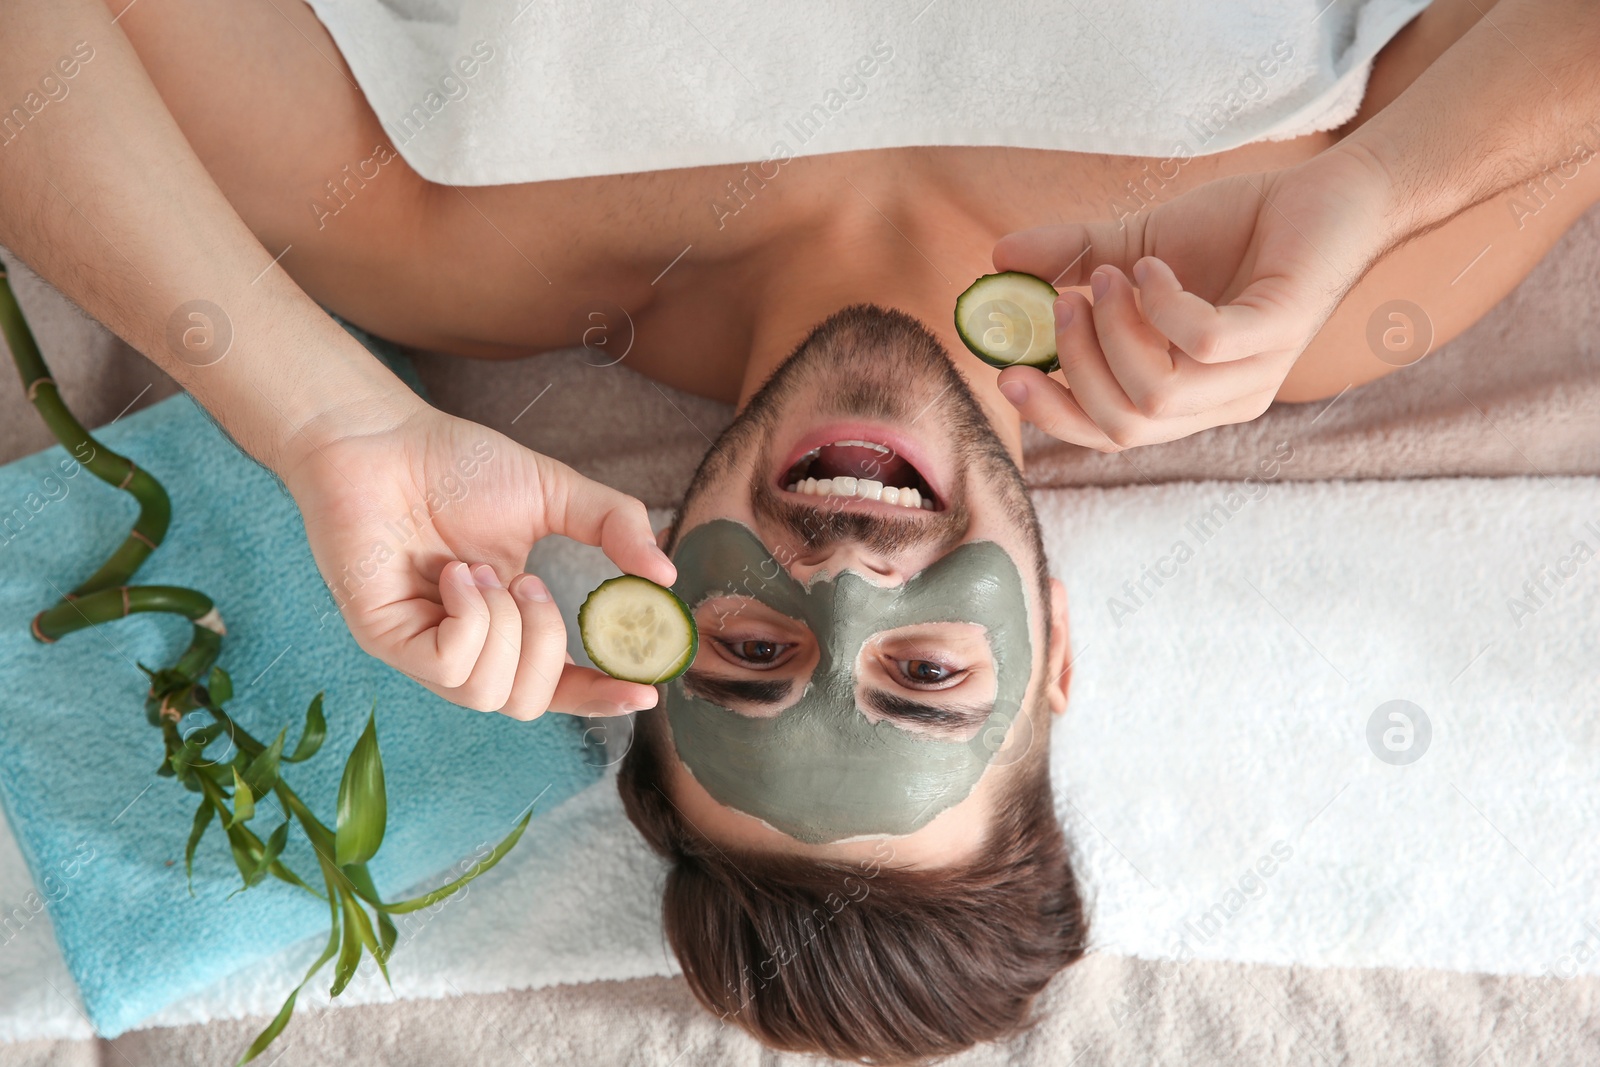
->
xmin=862 ymin=689 xmax=991 ymax=730
xmin=683 ymin=670 xmax=794 ymax=707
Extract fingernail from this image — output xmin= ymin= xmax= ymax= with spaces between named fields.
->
xmin=514 ymin=574 xmax=550 ymax=602
xmin=1055 ymin=297 xmax=1075 ymax=330
xmin=1133 ymin=260 xmax=1150 ymax=287
xmin=999 ymin=380 xmax=1029 ymax=407
xmin=1091 ymin=269 xmax=1109 ymax=300
xmin=472 ymin=564 xmax=502 ymax=589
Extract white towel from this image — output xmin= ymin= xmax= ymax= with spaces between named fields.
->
xmin=304 ymin=0 xmax=1433 ymax=186
xmin=5 ymin=474 xmax=1596 ymax=1041
xmin=1042 ymin=477 xmax=1600 ymax=977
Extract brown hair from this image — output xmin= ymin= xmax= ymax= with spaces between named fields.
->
xmin=616 ymin=702 xmax=1089 ymax=1064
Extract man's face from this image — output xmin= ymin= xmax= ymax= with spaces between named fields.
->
xmin=657 ymin=305 xmax=1065 ymax=866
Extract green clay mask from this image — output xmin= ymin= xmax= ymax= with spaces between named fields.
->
xmin=665 ymin=519 xmax=1033 ymax=844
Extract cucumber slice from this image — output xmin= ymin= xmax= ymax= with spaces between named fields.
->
xmin=954 ymin=271 xmax=1061 ymax=373
xmin=578 ymin=576 xmax=698 ymax=684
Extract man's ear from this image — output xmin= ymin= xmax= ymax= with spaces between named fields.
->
xmin=1045 ymin=577 xmax=1072 ymax=716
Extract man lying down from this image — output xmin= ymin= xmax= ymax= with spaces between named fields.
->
xmin=617 ymin=305 xmax=1087 ymax=1061
xmin=6 ymin=0 xmax=1600 ymax=1060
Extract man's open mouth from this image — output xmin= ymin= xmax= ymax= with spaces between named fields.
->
xmin=779 ymin=438 xmax=939 ymax=511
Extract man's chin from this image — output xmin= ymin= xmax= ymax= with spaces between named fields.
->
xmin=670 ymin=303 xmax=1019 ymax=555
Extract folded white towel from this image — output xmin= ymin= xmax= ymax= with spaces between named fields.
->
xmin=305 ymin=0 xmax=1433 ymax=186
xmin=7 ymin=474 xmax=1595 ymax=1041
xmin=1040 ymin=476 xmax=1600 ymax=979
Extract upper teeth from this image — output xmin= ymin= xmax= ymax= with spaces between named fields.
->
xmin=787 ymin=475 xmax=933 ymax=509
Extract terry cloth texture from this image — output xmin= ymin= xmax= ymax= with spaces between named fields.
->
xmin=0 ymin=292 xmax=603 ymax=1037
xmin=304 ymin=0 xmax=1433 ymax=185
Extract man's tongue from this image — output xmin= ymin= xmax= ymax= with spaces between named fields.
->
xmin=811 ymin=444 xmax=915 ymax=485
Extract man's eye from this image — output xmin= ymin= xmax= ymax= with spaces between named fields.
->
xmin=897 ymin=659 xmax=961 ymax=687
xmin=719 ymin=639 xmax=791 ymax=666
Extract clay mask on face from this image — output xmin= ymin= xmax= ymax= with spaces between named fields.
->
xmin=665 ymin=519 xmax=1033 ymax=844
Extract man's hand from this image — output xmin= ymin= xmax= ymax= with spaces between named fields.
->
xmin=278 ymin=404 xmax=676 ymax=719
xmin=991 ymin=146 xmax=1394 ymax=451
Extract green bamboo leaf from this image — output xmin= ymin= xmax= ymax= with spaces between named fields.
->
xmin=269 ymin=860 xmax=323 ymax=899
xmin=243 ymin=821 xmax=290 ymax=887
xmin=334 ymin=709 xmax=386 ymax=867
xmin=171 ymin=722 xmax=225 ymax=779
xmin=337 ymin=870 xmax=396 ymax=985
xmin=243 ymin=727 xmax=286 ymax=795
xmin=235 ymin=986 xmax=300 ymax=1066
xmin=184 ymin=801 xmax=215 ymax=897
xmin=148 ymin=667 xmax=190 ymax=702
xmin=228 ymin=768 xmax=255 ymax=827
xmin=235 ymin=872 xmax=343 ymax=1065
xmin=155 ymin=757 xmax=176 ymax=778
xmin=340 ymin=864 xmax=398 ymax=978
xmin=343 ymin=892 xmax=390 ymax=988
xmin=223 ymin=823 xmax=267 ymax=897
xmin=314 ymin=853 xmax=344 ymax=927
xmin=207 ymin=666 xmax=234 ymax=705
xmin=329 ymin=891 xmax=363 ymax=997
xmin=339 ymin=862 xmax=382 ymax=908
xmin=284 ymin=692 xmax=327 ymax=763
xmin=379 ymin=807 xmax=533 ymax=915
xmin=377 ymin=908 xmax=398 ymax=964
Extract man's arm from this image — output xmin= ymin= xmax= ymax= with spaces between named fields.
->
xmin=0 ymin=0 xmax=423 ymax=474
xmin=1339 ymin=0 xmax=1600 ymax=257
xmin=0 ymin=2 xmax=676 ymax=721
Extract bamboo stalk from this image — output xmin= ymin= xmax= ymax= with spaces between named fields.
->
xmin=32 ymin=584 xmax=216 ymax=639
xmin=0 ymin=264 xmax=171 ymax=595
xmin=1 ymin=260 xmax=525 ymax=1065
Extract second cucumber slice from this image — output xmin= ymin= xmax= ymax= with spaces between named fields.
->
xmin=954 ymin=271 xmax=1061 ymax=373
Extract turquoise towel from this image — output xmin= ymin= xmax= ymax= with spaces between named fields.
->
xmin=0 ymin=328 xmax=601 ymax=1036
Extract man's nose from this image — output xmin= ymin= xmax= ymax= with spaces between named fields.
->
xmin=785 ymin=542 xmax=900 ymax=584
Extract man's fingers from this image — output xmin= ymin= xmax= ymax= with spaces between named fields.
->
xmin=496 ymin=573 xmax=571 ymax=720
xmin=1088 ymin=265 xmax=1180 ymax=418
xmin=996 ymin=365 xmax=1120 ymax=452
xmin=542 ymin=458 xmax=676 ymax=586
xmin=1045 ymin=291 xmax=1153 ymax=449
xmin=447 ymin=564 xmax=524 ymax=712
xmin=1133 ymin=257 xmax=1298 ymax=365
xmin=547 ymin=665 xmax=660 ymax=717
xmin=409 ymin=559 xmax=489 ymax=690
xmin=993 ymin=221 xmax=1137 ymax=287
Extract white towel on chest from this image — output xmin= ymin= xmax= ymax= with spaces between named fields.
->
xmin=304 ymin=0 xmax=1434 ymax=186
